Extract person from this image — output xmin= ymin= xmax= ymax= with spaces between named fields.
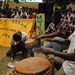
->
xmin=66 ymin=8 xmax=75 ymax=23
xmin=33 ymin=10 xmax=74 ymax=52
xmin=33 ymin=30 xmax=75 ymax=75
xmin=2 ymin=4 xmax=12 ymax=18
xmin=6 ymin=31 xmax=28 ymax=58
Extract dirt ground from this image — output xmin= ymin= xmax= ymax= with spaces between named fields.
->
xmin=0 ymin=46 xmax=28 ymax=75
xmin=0 ymin=46 xmax=10 ymax=75
xmin=0 ymin=46 xmax=56 ymax=75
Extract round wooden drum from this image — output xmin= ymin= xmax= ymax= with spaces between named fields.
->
xmin=34 ymin=53 xmax=54 ymax=75
xmin=25 ymin=38 xmax=40 ymax=48
xmin=14 ymin=57 xmax=52 ymax=75
xmin=46 ymin=54 xmax=54 ymax=75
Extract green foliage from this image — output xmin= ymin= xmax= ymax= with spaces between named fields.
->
xmin=55 ymin=0 xmax=69 ymax=6
xmin=6 ymin=0 xmax=12 ymax=3
xmin=14 ymin=0 xmax=19 ymax=3
xmin=6 ymin=0 xmax=19 ymax=3
xmin=43 ymin=0 xmax=75 ymax=7
xmin=70 ymin=0 xmax=75 ymax=4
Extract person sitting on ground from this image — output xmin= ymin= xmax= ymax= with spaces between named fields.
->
xmin=33 ymin=10 xmax=74 ymax=52
xmin=33 ymin=30 xmax=75 ymax=75
xmin=6 ymin=31 xmax=28 ymax=58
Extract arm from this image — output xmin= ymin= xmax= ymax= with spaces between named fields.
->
xmin=10 ymin=45 xmax=14 ymax=62
xmin=33 ymin=47 xmax=75 ymax=61
xmin=43 ymin=30 xmax=60 ymax=38
xmin=10 ymin=35 xmax=15 ymax=61
xmin=44 ymin=38 xmax=70 ymax=45
xmin=54 ymin=39 xmax=70 ymax=45
xmin=35 ymin=30 xmax=60 ymax=40
xmin=11 ymin=45 xmax=14 ymax=49
xmin=50 ymin=50 xmax=75 ymax=61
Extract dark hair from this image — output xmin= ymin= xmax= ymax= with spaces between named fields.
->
xmin=13 ymin=32 xmax=22 ymax=41
xmin=52 ymin=10 xmax=62 ymax=24
xmin=53 ymin=10 xmax=62 ymax=20
xmin=67 ymin=9 xmax=72 ymax=12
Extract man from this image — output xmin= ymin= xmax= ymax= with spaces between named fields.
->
xmin=6 ymin=31 xmax=28 ymax=58
xmin=33 ymin=31 xmax=75 ymax=75
xmin=66 ymin=8 xmax=75 ymax=23
xmin=34 ymin=10 xmax=74 ymax=52
xmin=2 ymin=4 xmax=12 ymax=18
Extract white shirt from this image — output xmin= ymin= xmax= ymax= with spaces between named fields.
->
xmin=14 ymin=10 xmax=23 ymax=18
xmin=67 ymin=13 xmax=75 ymax=22
xmin=63 ymin=31 xmax=75 ymax=75
xmin=10 ymin=32 xmax=28 ymax=45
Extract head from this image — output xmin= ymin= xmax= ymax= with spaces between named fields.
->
xmin=67 ymin=9 xmax=72 ymax=15
xmin=13 ymin=32 xmax=22 ymax=41
xmin=5 ymin=4 xmax=9 ymax=8
xmin=52 ymin=10 xmax=62 ymax=25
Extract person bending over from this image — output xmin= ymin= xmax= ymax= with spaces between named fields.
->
xmin=6 ymin=31 xmax=28 ymax=58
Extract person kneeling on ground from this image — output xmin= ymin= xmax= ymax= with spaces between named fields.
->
xmin=6 ymin=31 xmax=28 ymax=58
xmin=33 ymin=31 xmax=75 ymax=75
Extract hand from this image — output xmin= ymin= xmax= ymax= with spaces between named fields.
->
xmin=32 ymin=35 xmax=38 ymax=39
xmin=44 ymin=38 xmax=54 ymax=42
xmin=33 ymin=47 xmax=54 ymax=54
xmin=32 ymin=35 xmax=44 ymax=40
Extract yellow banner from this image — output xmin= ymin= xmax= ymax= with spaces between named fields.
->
xmin=36 ymin=14 xmax=45 ymax=46
xmin=0 ymin=18 xmax=35 ymax=46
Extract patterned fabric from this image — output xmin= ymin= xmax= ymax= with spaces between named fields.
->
xmin=45 ymin=20 xmax=74 ymax=39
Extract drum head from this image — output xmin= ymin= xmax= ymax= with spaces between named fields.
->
xmin=15 ymin=57 xmax=51 ymax=75
xmin=25 ymin=39 xmax=36 ymax=44
xmin=25 ymin=38 xmax=39 ymax=48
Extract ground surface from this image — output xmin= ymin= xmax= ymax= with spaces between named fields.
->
xmin=0 ymin=46 xmax=28 ymax=75
xmin=0 ymin=46 xmax=10 ymax=75
xmin=0 ymin=46 xmax=55 ymax=75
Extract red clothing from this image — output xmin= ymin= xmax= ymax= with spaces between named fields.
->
xmin=28 ymin=14 xmax=36 ymax=19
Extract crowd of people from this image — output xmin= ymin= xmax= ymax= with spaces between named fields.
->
xmin=0 ymin=4 xmax=38 ymax=19
xmin=0 ymin=3 xmax=75 ymax=75
xmin=0 ymin=4 xmax=75 ymax=21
